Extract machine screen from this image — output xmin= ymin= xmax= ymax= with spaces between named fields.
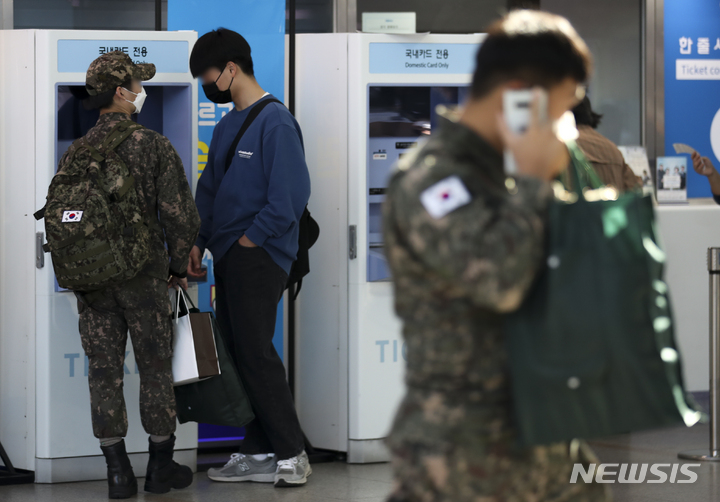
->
xmin=56 ymin=84 xmax=193 ymax=181
xmin=366 ymin=85 xmax=470 ymax=282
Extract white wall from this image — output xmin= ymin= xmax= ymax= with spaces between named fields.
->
xmin=0 ymin=29 xmax=37 ymax=472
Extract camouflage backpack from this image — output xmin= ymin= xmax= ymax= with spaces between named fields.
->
xmin=35 ymin=120 xmax=153 ymax=292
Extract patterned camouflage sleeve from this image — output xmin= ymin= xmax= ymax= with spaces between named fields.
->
xmin=389 ymin=172 xmax=553 ymax=312
xmin=154 ymin=136 xmax=201 ymax=276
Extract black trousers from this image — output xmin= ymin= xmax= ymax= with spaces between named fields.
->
xmin=214 ymin=241 xmax=304 ymax=460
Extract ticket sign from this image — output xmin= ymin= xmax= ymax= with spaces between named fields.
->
xmin=57 ymin=40 xmax=189 ymax=73
xmin=676 ymin=59 xmax=720 ymax=80
xmin=664 ymin=0 xmax=720 ymax=197
xmin=369 ymin=43 xmax=477 ymax=75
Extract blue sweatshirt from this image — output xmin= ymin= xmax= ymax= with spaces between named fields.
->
xmin=195 ymin=95 xmax=311 ymax=275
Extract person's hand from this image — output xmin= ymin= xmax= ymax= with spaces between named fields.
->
xmin=691 ymin=151 xmax=717 ymax=177
xmin=497 ymin=88 xmax=569 ymax=181
xmin=188 ymin=245 xmax=206 ymax=278
xmin=239 ymin=234 xmax=257 ymax=248
xmin=692 ymin=151 xmax=720 ymax=195
xmin=168 ymin=276 xmax=188 ymax=291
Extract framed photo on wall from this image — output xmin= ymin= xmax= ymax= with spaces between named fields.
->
xmin=656 ymin=156 xmax=688 ymax=204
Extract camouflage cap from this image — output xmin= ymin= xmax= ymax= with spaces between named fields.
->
xmin=85 ymin=51 xmax=156 ymax=96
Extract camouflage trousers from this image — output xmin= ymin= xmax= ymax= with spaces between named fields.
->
xmin=77 ymin=274 xmax=177 ymax=439
xmin=387 ymin=440 xmax=612 ymax=502
xmin=385 ymin=392 xmax=612 ymax=502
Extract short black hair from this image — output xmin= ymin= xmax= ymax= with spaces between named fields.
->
xmin=83 ymin=78 xmax=132 ymax=110
xmin=572 ymin=96 xmax=603 ymax=129
xmin=471 ymin=10 xmax=592 ymax=99
xmin=190 ymin=28 xmax=254 ymax=78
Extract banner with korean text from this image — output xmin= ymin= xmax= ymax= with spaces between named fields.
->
xmin=168 ymin=1 xmax=286 ymax=442
xmin=665 ymin=0 xmax=720 ymax=197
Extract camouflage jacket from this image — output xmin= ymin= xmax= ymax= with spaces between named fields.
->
xmin=58 ymin=112 xmax=200 ymax=280
xmin=383 ymin=111 xmax=553 ymax=439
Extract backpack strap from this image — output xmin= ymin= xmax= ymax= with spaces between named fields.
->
xmin=91 ymin=121 xmax=145 ymax=203
xmin=99 ymin=121 xmax=162 ymax=232
xmin=100 ymin=120 xmax=145 ymax=153
xmin=81 ymin=140 xmax=106 ymax=163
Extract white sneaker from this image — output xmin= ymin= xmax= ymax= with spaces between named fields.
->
xmin=207 ymin=453 xmax=277 ymax=483
xmin=274 ymin=450 xmax=312 ymax=487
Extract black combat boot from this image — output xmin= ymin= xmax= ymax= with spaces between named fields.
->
xmin=144 ymin=435 xmax=194 ymax=494
xmin=100 ymin=440 xmax=138 ymax=499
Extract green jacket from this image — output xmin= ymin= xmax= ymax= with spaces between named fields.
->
xmin=382 ymin=111 xmax=609 ymax=501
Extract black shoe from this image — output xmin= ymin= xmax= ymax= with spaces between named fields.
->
xmin=144 ymin=435 xmax=194 ymax=494
xmin=100 ymin=440 xmax=138 ymax=499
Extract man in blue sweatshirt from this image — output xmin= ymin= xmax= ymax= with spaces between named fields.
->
xmin=187 ymin=28 xmax=312 ymax=487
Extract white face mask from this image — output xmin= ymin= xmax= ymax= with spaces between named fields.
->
xmin=122 ymin=87 xmax=147 ymax=114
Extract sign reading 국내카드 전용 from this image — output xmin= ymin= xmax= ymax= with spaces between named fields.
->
xmin=57 ymin=40 xmax=189 ymax=73
xmin=369 ymin=43 xmax=477 ymax=74
xmin=665 ymin=0 xmax=720 ymax=198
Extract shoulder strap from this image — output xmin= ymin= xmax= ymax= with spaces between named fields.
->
xmin=100 ymin=120 xmax=144 ymax=153
xmin=81 ymin=139 xmax=105 ymax=163
xmin=224 ymin=98 xmax=283 ymax=173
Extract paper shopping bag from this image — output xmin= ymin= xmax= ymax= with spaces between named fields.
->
xmin=171 ymin=289 xmax=220 ymax=386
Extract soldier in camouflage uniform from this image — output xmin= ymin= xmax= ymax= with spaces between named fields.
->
xmin=66 ymin=51 xmax=200 ymax=498
xmin=382 ymin=11 xmax=612 ymax=502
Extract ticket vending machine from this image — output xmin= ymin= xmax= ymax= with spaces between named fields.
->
xmin=0 ymin=30 xmax=198 ymax=482
xmin=294 ymin=33 xmax=483 ymax=462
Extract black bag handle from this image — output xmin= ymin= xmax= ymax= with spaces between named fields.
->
xmin=173 ymin=288 xmax=200 ymax=320
xmin=224 ymin=97 xmax=282 ymax=173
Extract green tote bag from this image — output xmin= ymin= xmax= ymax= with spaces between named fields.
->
xmin=505 ymin=141 xmax=704 ymax=447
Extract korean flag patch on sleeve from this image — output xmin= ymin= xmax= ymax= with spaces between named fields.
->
xmin=62 ymin=211 xmax=84 ymax=222
xmin=420 ymin=176 xmax=471 ymax=219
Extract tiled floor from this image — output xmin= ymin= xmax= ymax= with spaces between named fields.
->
xmin=0 ymin=461 xmax=394 ymax=502
xmin=3 ymin=423 xmax=720 ymax=501
xmin=586 ymin=423 xmax=720 ymax=502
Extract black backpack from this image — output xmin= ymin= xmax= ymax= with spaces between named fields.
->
xmin=223 ymin=97 xmax=319 ymax=299
xmin=286 ymin=206 xmax=320 ymax=297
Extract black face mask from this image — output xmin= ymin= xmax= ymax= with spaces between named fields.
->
xmin=203 ymin=66 xmax=234 ymax=104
